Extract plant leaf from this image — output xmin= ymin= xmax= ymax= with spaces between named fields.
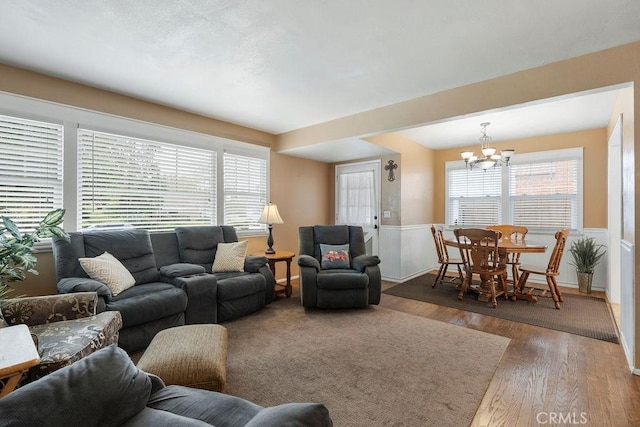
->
xmin=1 ymin=216 xmax=21 ymax=240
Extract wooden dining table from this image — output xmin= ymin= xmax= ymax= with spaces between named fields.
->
xmin=445 ymin=236 xmax=547 ymax=303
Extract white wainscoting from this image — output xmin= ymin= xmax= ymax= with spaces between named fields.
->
xmin=378 ymin=225 xmax=438 ymax=282
xmin=620 ymin=239 xmax=635 ymax=372
xmin=379 ymin=225 xmax=609 ymax=288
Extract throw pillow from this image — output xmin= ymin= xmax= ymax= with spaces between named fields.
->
xmin=212 ymin=241 xmax=248 ymax=272
xmin=79 ymin=251 xmax=136 ymax=296
xmin=320 ymin=243 xmax=350 ymax=269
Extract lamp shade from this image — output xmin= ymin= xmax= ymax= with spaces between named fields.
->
xmin=258 ymin=203 xmax=284 ymax=225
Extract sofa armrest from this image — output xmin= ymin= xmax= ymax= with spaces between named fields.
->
xmin=1 ymin=292 xmax=98 ymax=327
xmin=244 ymin=256 xmax=268 ymax=273
xmin=163 ymin=274 xmax=218 ymax=324
xmin=57 ymin=277 xmax=112 ymax=300
xmin=352 ymin=254 xmax=381 ymax=273
xmin=159 ymin=263 xmax=206 ymax=278
xmin=298 ymin=255 xmax=320 ymax=272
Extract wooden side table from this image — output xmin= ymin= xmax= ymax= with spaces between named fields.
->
xmin=0 ymin=324 xmax=40 ymax=397
xmin=253 ymin=250 xmax=296 ymax=298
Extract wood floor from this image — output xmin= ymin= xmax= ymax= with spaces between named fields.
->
xmin=288 ymin=277 xmax=640 ymax=426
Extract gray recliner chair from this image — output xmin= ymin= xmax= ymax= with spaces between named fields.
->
xmin=298 ymin=225 xmax=381 ymax=308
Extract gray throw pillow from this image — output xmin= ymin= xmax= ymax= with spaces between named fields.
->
xmin=320 ymin=243 xmax=350 ymax=269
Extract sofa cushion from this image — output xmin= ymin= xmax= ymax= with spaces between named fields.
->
xmin=213 ymin=241 xmax=248 ymax=272
xmin=107 ymin=283 xmax=188 ymax=328
xmin=0 ymin=345 xmax=151 ymax=427
xmin=216 ymin=274 xmax=266 ymax=302
xmin=316 ymin=270 xmax=369 ymax=289
xmin=246 ymin=403 xmax=333 ymax=427
xmin=122 ymin=407 xmax=211 ymax=426
xmin=176 ymin=226 xmax=226 ymax=268
xmin=83 ymin=228 xmax=160 ymax=284
xmin=148 ymin=386 xmax=262 ymax=426
xmin=79 ymin=251 xmax=136 ymax=296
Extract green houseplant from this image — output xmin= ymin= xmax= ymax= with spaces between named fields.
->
xmin=568 ymin=236 xmax=606 ymax=293
xmin=0 ymin=209 xmax=67 ymax=310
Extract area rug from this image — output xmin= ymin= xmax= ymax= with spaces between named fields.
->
xmin=383 ymin=273 xmax=619 ymax=344
xmin=223 ymin=296 xmax=510 ymax=427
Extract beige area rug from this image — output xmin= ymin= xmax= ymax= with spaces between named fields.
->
xmin=223 ymin=296 xmax=510 ymax=427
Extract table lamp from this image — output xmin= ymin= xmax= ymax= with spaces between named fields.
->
xmin=258 ymin=203 xmax=284 ymax=254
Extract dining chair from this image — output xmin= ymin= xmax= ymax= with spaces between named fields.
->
xmin=454 ymin=228 xmax=508 ymax=308
xmin=430 ymin=225 xmax=465 ymax=288
xmin=515 ymin=228 xmax=570 ymax=309
xmin=487 ymin=224 xmax=528 ymax=286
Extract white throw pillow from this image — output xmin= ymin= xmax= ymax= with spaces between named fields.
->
xmin=212 ymin=241 xmax=248 ymax=273
xmin=79 ymin=251 xmax=136 ymax=296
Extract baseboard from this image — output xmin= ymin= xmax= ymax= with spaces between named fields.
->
xmin=382 ymin=268 xmax=434 ymax=283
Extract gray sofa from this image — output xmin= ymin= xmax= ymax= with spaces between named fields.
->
xmin=53 ymin=226 xmax=275 ymax=352
xmin=298 ymin=225 xmax=381 ymax=308
xmin=0 ymin=345 xmax=333 ymax=426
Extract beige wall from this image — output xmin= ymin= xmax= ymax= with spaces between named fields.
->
xmin=0 ymin=64 xmax=274 ymax=147
xmin=364 ymin=133 xmax=435 ymax=226
xmin=432 ymin=128 xmax=608 ymax=228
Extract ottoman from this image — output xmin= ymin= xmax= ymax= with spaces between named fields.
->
xmin=136 ymin=324 xmax=228 ymax=392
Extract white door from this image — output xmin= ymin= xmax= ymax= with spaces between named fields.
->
xmin=335 ymin=160 xmax=381 ymax=256
xmin=608 ymin=116 xmax=622 ymax=304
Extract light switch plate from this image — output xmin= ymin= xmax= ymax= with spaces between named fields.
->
xmin=383 ymin=210 xmax=391 ymax=219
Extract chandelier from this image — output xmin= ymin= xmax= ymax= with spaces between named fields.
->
xmin=460 ymin=122 xmax=515 ymax=170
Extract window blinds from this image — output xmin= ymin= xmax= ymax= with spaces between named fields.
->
xmin=0 ymin=114 xmax=63 ymax=231
xmin=447 ymin=167 xmax=502 ymax=227
xmin=509 ymin=159 xmax=578 ymax=229
xmin=78 ymin=129 xmax=216 ymax=232
xmin=223 ymin=150 xmax=267 ymax=232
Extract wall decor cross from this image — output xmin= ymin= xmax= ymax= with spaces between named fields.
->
xmin=385 ymin=160 xmax=398 ymax=182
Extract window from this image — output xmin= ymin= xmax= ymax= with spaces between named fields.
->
xmin=223 ymin=150 xmax=268 ymax=232
xmin=78 ymin=129 xmax=217 ymax=232
xmin=0 ymin=114 xmax=63 ymax=231
xmin=446 ymin=166 xmax=502 ymax=227
xmin=446 ymin=148 xmax=582 ymax=231
xmin=336 ymin=170 xmax=376 ymax=227
xmin=0 ymin=92 xmax=270 ymax=238
xmin=509 ymin=159 xmax=579 ymax=229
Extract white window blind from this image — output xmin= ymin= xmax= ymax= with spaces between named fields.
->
xmin=509 ymin=159 xmax=578 ymax=230
xmin=223 ymin=150 xmax=267 ymax=232
xmin=447 ymin=167 xmax=501 ymax=227
xmin=78 ymin=129 xmax=216 ymax=232
xmin=0 ymin=114 xmax=63 ymax=231
xmin=337 ymin=170 xmax=375 ymax=227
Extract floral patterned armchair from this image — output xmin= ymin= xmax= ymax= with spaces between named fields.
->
xmin=0 ymin=292 xmax=122 ymax=385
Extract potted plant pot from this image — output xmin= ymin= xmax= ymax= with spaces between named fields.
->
xmin=568 ymin=236 xmax=606 ymax=294
xmin=576 ymin=271 xmax=593 ymax=293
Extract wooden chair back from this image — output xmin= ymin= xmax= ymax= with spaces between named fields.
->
xmin=487 ymin=225 xmax=528 ymax=241
xmin=546 ymin=228 xmax=570 ymax=274
xmin=431 ymin=224 xmax=450 ymax=263
xmin=454 ymin=228 xmax=501 ymax=275
xmin=487 ymin=224 xmax=528 ymax=264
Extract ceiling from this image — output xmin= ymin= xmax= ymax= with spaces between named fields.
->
xmin=1 ymin=1 xmax=640 ymax=161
